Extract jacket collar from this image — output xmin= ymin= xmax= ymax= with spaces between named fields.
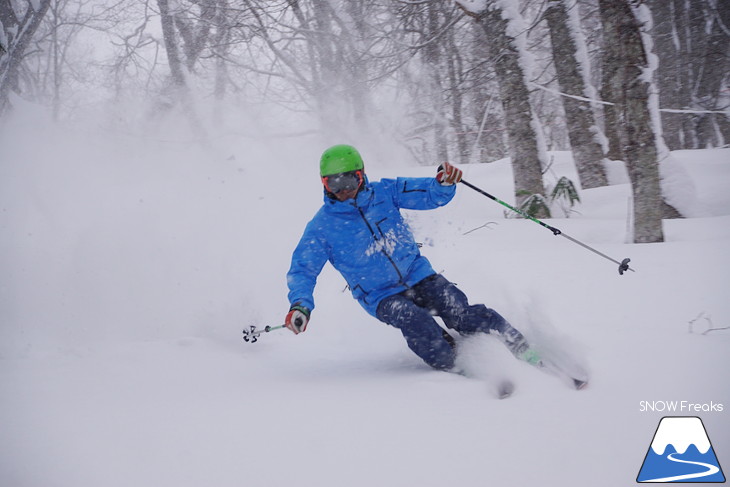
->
xmin=323 ymin=177 xmax=373 ymax=212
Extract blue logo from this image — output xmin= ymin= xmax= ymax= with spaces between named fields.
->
xmin=637 ymin=416 xmax=725 ymax=483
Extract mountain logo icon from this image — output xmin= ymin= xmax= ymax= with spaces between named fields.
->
xmin=637 ymin=416 xmax=725 ymax=483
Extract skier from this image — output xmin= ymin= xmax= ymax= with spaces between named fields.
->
xmin=284 ymin=144 xmax=542 ymax=372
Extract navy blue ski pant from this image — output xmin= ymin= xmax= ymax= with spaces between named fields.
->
xmin=376 ymin=274 xmax=511 ymax=370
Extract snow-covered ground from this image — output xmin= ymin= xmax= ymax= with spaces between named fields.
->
xmin=1 ymin=110 xmax=728 ymax=487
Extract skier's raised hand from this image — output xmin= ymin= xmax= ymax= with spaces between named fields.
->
xmin=436 ymin=162 xmax=462 ymax=186
xmin=285 ymin=305 xmax=310 ymax=334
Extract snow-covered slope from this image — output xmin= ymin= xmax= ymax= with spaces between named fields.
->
xmin=1 ymin=112 xmax=728 ymax=487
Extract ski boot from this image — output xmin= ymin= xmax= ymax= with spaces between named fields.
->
xmin=493 ymin=326 xmax=544 ymax=367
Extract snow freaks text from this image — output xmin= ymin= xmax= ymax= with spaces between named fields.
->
xmin=639 ymin=401 xmax=724 ymax=413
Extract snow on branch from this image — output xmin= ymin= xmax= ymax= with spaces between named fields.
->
xmin=688 ymin=312 xmax=730 ymax=335
xmin=530 ymin=81 xmax=730 ymax=114
xmin=530 ymin=81 xmax=614 ymax=106
xmin=454 ymin=0 xmax=489 ymax=15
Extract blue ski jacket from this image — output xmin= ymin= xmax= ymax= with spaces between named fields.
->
xmin=287 ymin=177 xmax=456 ymax=317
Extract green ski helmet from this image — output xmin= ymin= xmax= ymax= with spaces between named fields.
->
xmin=319 ymin=144 xmax=364 ymax=176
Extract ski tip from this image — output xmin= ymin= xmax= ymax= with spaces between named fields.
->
xmin=573 ymin=378 xmax=589 ymax=390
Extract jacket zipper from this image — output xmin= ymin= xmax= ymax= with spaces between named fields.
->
xmin=355 ymin=204 xmax=406 ymax=284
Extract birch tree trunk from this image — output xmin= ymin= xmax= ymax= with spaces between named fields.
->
xmin=648 ymin=0 xmax=686 ymax=150
xmin=544 ymin=0 xmax=608 ymax=189
xmin=693 ymin=0 xmax=730 ymax=148
xmin=423 ymin=2 xmax=449 ymax=163
xmin=598 ymin=0 xmax=663 ymax=243
xmin=679 ymin=0 xmax=708 ymax=149
xmin=461 ymin=2 xmax=547 ymax=215
xmin=598 ymin=4 xmax=625 ymax=162
xmin=469 ymin=23 xmax=507 ymax=163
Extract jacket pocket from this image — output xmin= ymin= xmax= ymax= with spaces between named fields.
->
xmin=350 ymin=283 xmax=371 ymax=305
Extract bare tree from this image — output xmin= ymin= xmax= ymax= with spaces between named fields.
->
xmin=385 ymin=1 xmax=460 ymax=163
xmin=543 ymin=0 xmax=608 ymax=189
xmin=692 ymin=0 xmax=729 ymax=148
xmin=647 ymin=0 xmax=687 ymax=150
xmin=0 ymin=0 xmax=52 ymax=115
xmin=156 ymin=0 xmax=187 ymax=90
xmin=459 ymin=1 xmax=548 ymax=216
xmin=596 ymin=13 xmax=624 ymax=160
xmin=154 ymin=0 xmax=222 ymax=138
xmin=421 ymin=2 xmax=450 ymax=162
xmin=467 ymin=22 xmax=507 ymax=163
xmin=598 ymin=0 xmax=664 ymax=243
xmin=238 ymin=1 xmax=377 ymax=138
xmin=391 ymin=1 xmax=465 ymax=163
xmin=648 ymin=0 xmax=729 ymax=149
xmin=34 ymin=0 xmax=109 ymax=120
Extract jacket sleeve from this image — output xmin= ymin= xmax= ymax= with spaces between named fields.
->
xmin=386 ymin=177 xmax=456 ymax=210
xmin=286 ymin=217 xmax=329 ymax=312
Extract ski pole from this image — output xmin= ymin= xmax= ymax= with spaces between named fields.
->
xmin=459 ymin=178 xmax=635 ymax=275
xmin=242 ymin=324 xmax=286 ymax=343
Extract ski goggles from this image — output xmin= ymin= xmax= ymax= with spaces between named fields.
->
xmin=322 ymin=170 xmax=364 ymax=194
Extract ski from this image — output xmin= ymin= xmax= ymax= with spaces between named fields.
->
xmin=494 ymin=331 xmax=589 ymax=391
xmin=535 ymin=359 xmax=589 ymax=390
